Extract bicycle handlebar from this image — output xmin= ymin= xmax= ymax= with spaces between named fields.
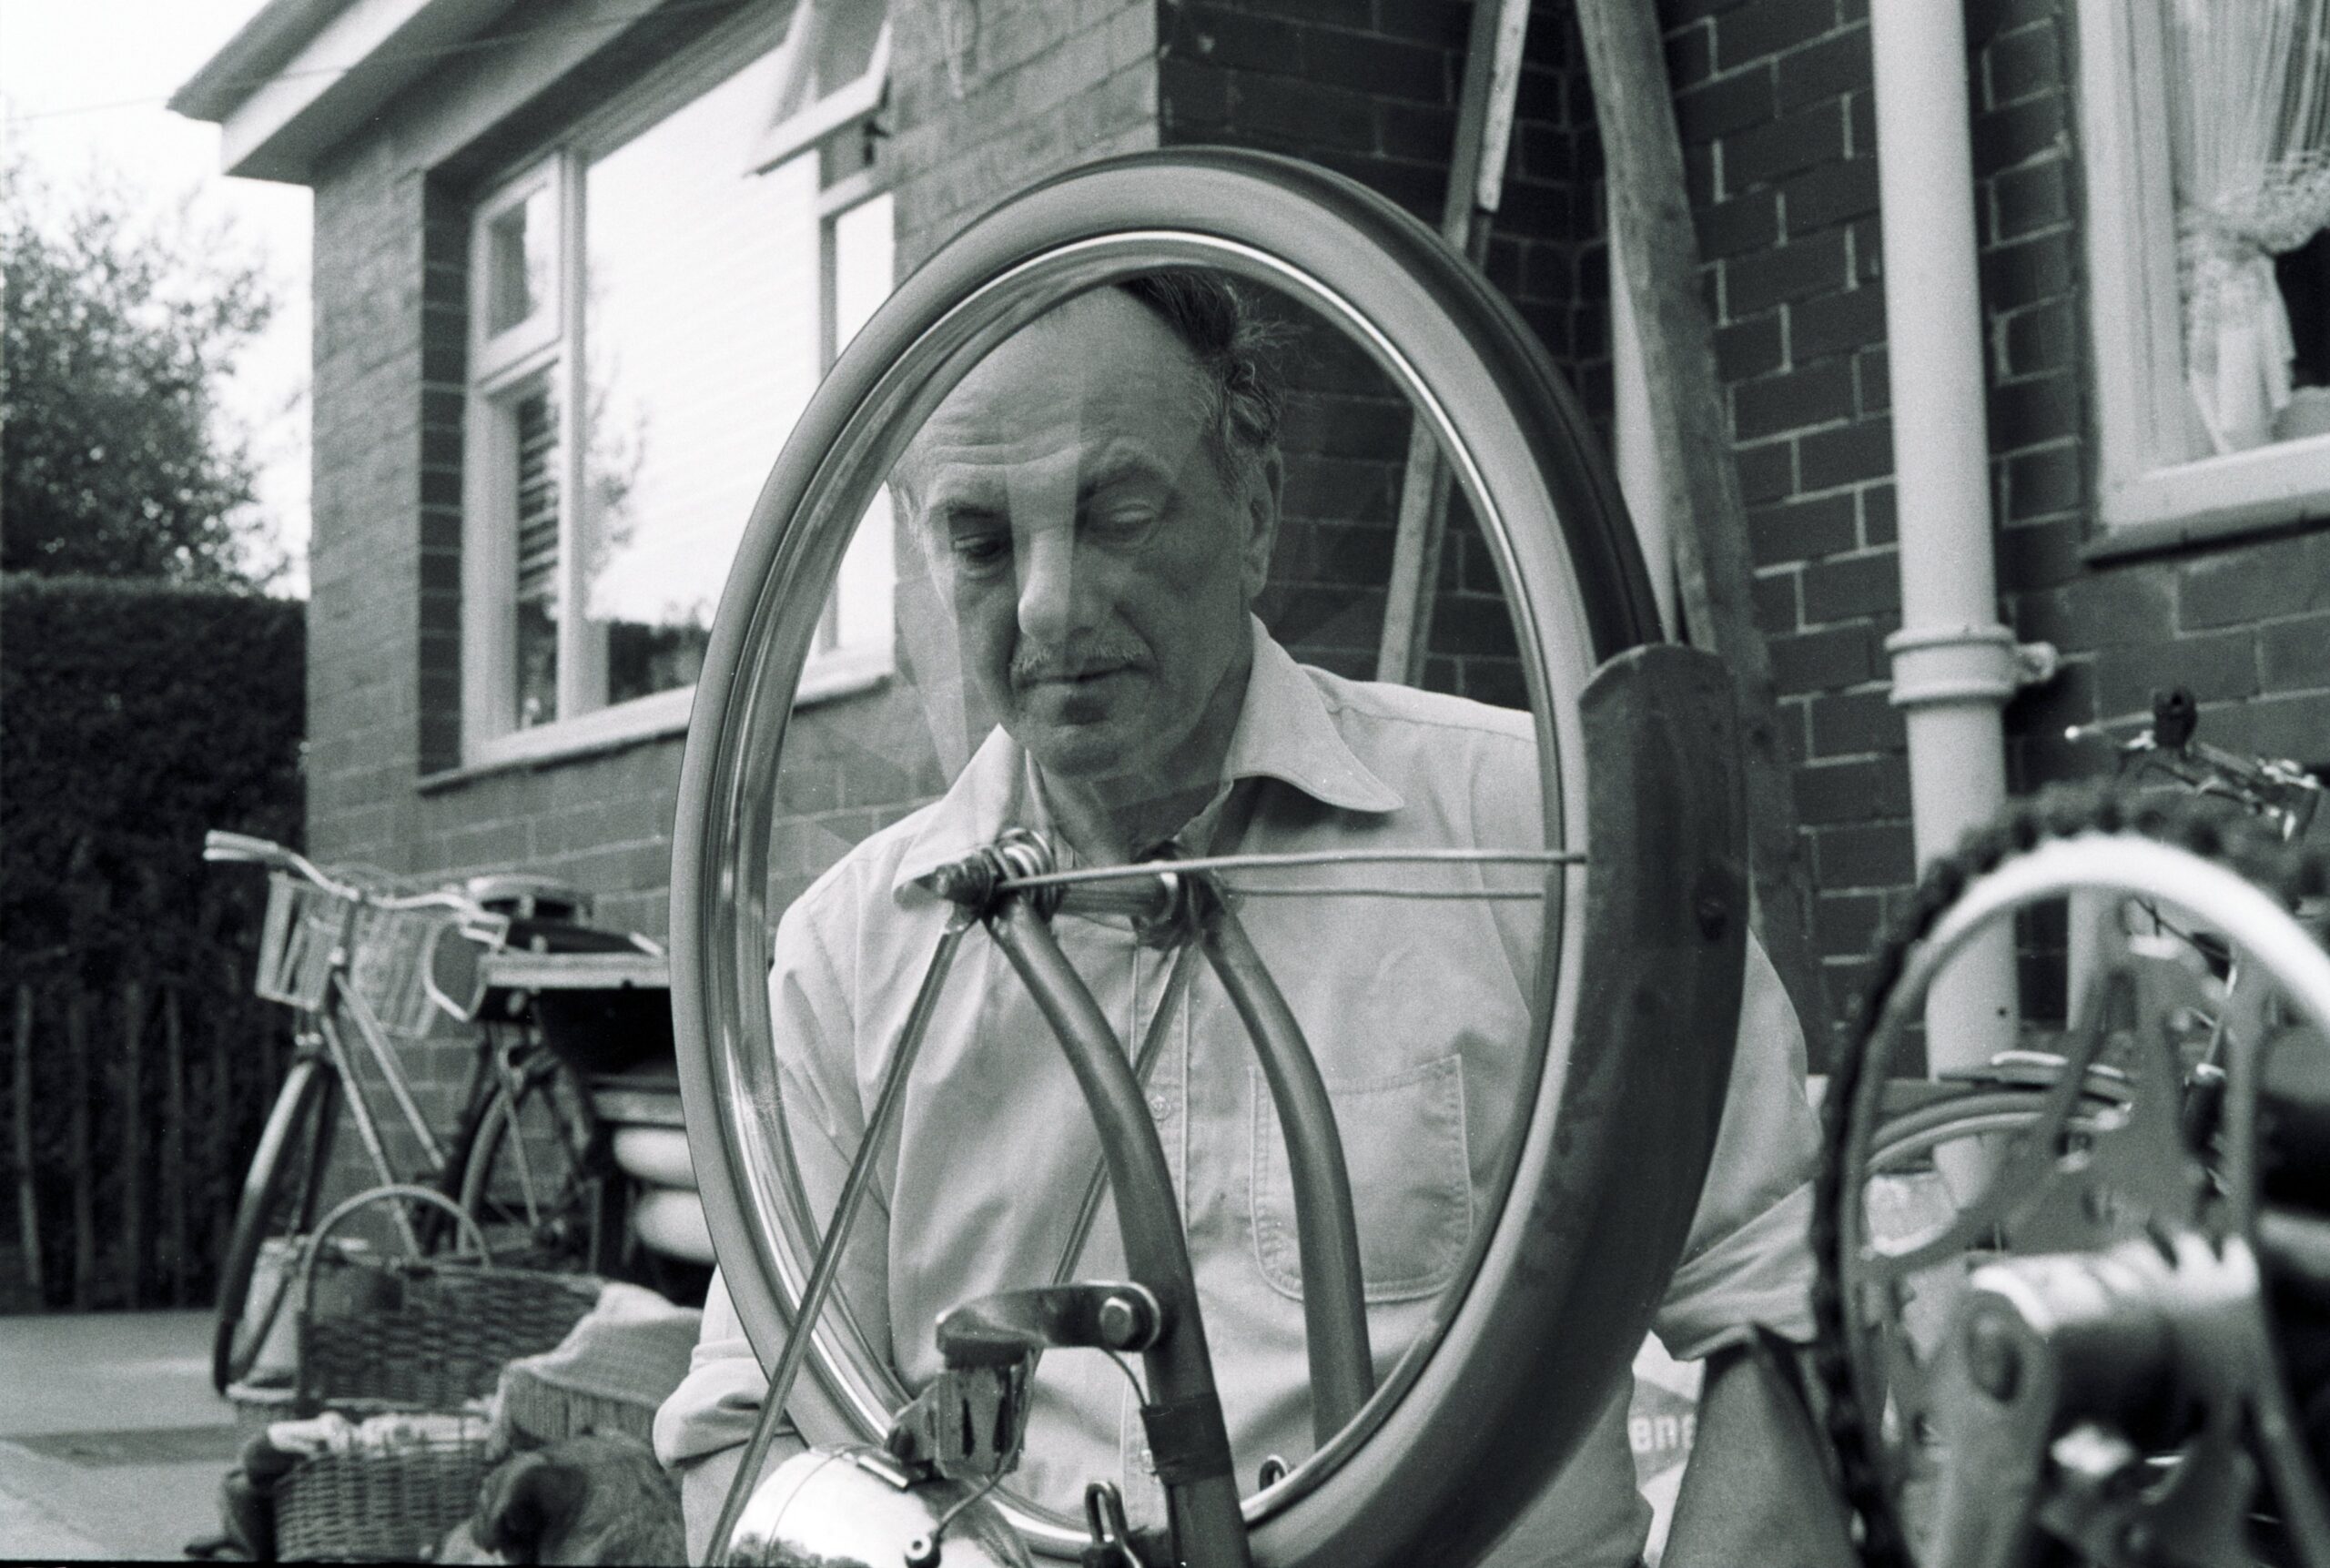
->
xmin=2065 ymin=686 xmax=2324 ymax=840
xmin=202 ymin=830 xmax=351 ymax=895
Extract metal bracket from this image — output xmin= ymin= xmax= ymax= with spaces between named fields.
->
xmin=936 ymin=1282 xmax=1168 ymax=1365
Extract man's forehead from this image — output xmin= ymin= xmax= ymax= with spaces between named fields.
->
xmin=898 ymin=294 xmax=1211 ymax=502
xmin=914 ymin=437 xmax=1185 ymax=510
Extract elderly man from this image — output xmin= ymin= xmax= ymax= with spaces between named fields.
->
xmin=656 ymin=272 xmax=1840 ymax=1566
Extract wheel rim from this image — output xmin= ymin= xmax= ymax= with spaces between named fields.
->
xmin=670 ymin=149 xmax=1692 ymax=1563
xmin=218 ymin=1059 xmax=338 ymax=1391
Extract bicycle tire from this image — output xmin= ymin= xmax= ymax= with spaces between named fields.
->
xmin=456 ymin=1057 xmax=603 ymax=1274
xmin=671 ymin=149 xmax=1707 ymax=1567
xmin=1812 ymin=788 xmax=2330 ymax=1568
xmin=211 ymin=1054 xmax=340 ymax=1394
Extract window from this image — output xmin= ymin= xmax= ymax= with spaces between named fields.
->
xmin=2078 ymin=0 xmax=2330 ymax=541
xmin=462 ymin=3 xmax=894 ymax=765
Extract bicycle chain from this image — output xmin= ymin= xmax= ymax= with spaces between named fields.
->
xmin=1808 ymin=784 xmax=2330 ymax=1566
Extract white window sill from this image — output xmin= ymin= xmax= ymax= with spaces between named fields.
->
xmin=2087 ymin=432 xmax=2330 ymax=561
xmin=421 ymin=643 xmax=891 ymax=794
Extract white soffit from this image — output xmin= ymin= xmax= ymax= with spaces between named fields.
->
xmin=169 ymin=0 xmax=515 ymax=183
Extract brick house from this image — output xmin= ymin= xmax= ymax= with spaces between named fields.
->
xmin=176 ymin=0 xmax=2328 ymax=1075
xmin=171 ymin=0 xmax=2325 ymax=1544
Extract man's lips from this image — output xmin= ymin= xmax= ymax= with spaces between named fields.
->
xmin=1016 ymin=663 xmax=1136 ymax=689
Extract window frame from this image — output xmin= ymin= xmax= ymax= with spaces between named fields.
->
xmin=2076 ymin=0 xmax=2330 ymax=551
xmin=457 ymin=9 xmax=894 ymax=772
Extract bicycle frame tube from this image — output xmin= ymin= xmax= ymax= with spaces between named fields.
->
xmin=312 ymin=1007 xmax=426 ymax=1256
xmin=1194 ymin=887 xmax=1374 ymax=1442
xmin=985 ymin=898 xmax=1252 ymax=1568
xmin=329 ymin=972 xmax=448 ymax=1171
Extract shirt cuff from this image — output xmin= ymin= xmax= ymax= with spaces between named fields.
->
xmin=1652 ymin=1180 xmax=1818 ymax=1362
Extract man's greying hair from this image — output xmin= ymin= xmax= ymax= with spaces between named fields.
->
xmin=1116 ymin=269 xmax=1287 ymax=491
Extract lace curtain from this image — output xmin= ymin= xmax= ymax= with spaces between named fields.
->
xmin=2165 ymin=0 xmax=2330 ymax=451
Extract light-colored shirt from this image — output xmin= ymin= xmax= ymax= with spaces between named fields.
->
xmin=657 ymin=618 xmax=1820 ymax=1565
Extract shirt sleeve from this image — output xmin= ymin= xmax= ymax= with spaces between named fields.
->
xmin=1650 ymin=929 xmax=1822 ymax=1361
xmin=653 ymin=890 xmax=893 ymax=1480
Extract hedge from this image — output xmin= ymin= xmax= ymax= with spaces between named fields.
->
xmin=2 ymin=572 xmax=305 ymax=1309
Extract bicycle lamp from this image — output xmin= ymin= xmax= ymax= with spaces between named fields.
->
xmin=726 ymin=1445 xmax=1033 ymax=1568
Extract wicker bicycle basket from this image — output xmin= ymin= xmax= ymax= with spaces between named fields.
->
xmin=263 ymin=1186 xmax=603 ymax=1562
xmin=253 ymin=875 xmax=356 ymax=1012
xmin=253 ymin=875 xmax=463 ymax=1038
xmin=293 ymin=1186 xmax=603 ymax=1412
xmin=269 ymin=1419 xmax=493 ymax=1563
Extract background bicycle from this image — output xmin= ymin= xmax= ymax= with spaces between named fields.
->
xmin=201 ymin=831 xmax=652 ymax=1395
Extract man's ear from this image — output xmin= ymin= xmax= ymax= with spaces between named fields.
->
xmin=1241 ymin=449 xmax=1283 ymax=601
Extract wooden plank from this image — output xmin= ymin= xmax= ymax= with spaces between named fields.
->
xmin=589 ymin=1085 xmax=687 ymax=1128
xmin=67 ymin=988 xmax=93 ymax=1310
xmin=164 ymin=987 xmax=189 ymax=1305
xmin=1376 ymin=0 xmax=1532 ymax=686
xmin=1576 ymin=0 xmax=1832 ymax=1049
xmin=480 ymin=950 xmax=669 ymax=992
xmin=121 ymin=978 xmax=145 ymax=1310
xmin=12 ymin=986 xmax=41 ymax=1297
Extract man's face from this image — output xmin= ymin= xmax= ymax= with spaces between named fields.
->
xmin=899 ymin=290 xmax=1277 ymax=790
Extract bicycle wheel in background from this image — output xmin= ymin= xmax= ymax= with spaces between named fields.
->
xmin=457 ymin=1053 xmax=604 ymax=1274
xmin=211 ymin=1055 xmax=341 ymax=1395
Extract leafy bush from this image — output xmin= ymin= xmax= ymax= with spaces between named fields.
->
xmin=3 ymin=573 xmax=302 ymax=984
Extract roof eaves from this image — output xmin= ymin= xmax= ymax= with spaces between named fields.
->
xmin=167 ymin=0 xmax=350 ymax=122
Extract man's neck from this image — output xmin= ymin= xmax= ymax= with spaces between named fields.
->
xmin=1040 ymin=775 xmax=1226 ymax=865
xmin=1032 ymin=640 xmax=1253 ymax=865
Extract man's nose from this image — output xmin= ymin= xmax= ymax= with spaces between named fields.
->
xmin=1014 ymin=524 xmax=1099 ymax=647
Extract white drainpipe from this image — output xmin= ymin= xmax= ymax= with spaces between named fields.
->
xmin=1869 ymin=1 xmax=2047 ymax=1075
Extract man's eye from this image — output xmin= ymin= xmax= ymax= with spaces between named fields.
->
xmin=951 ymin=531 xmax=1010 ymax=571
xmin=1086 ymin=508 xmax=1158 ymax=545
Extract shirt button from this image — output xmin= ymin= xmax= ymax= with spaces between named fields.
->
xmin=1148 ymin=1094 xmax=1171 ymax=1119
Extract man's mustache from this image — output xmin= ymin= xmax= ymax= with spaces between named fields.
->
xmin=1009 ymin=640 xmax=1147 ymax=685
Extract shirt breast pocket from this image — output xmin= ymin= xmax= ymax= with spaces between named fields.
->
xmin=1248 ymin=1055 xmax=1473 ymax=1303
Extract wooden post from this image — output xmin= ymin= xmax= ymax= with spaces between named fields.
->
xmin=204 ymin=986 xmax=235 ymax=1278
xmin=11 ymin=986 xmax=41 ymax=1299
xmin=1376 ymin=0 xmax=1531 ymax=686
xmin=66 ymin=987 xmax=94 ymax=1310
xmin=165 ymin=986 xmax=189 ymax=1305
xmin=1576 ymin=0 xmax=1832 ymax=1050
xmin=121 ymin=976 xmax=147 ymax=1310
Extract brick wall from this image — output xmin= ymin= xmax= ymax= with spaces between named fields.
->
xmin=299 ymin=0 xmax=2326 ymax=1078
xmin=1649 ymin=0 xmax=2327 ymax=1049
xmin=889 ymin=0 xmax=1159 ymax=268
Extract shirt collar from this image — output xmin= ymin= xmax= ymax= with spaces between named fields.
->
xmin=891 ymin=616 xmax=1402 ymax=899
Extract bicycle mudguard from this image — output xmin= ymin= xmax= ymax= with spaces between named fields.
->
xmin=1282 ymin=641 xmax=1747 ymax=1568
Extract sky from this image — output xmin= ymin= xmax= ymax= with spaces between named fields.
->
xmin=3 ymin=0 xmax=314 ymax=594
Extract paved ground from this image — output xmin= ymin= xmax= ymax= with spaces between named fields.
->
xmin=0 ymin=1310 xmax=237 ymax=1561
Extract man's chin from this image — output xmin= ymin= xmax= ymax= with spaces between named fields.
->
xmin=1016 ymin=720 xmax=1138 ymax=782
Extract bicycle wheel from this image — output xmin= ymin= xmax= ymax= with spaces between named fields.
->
xmin=1813 ymin=790 xmax=2330 ymax=1568
xmin=212 ymin=1054 xmax=340 ymax=1394
xmin=457 ymin=1054 xmax=604 ymax=1273
xmin=672 ymin=149 xmax=1745 ymax=1568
